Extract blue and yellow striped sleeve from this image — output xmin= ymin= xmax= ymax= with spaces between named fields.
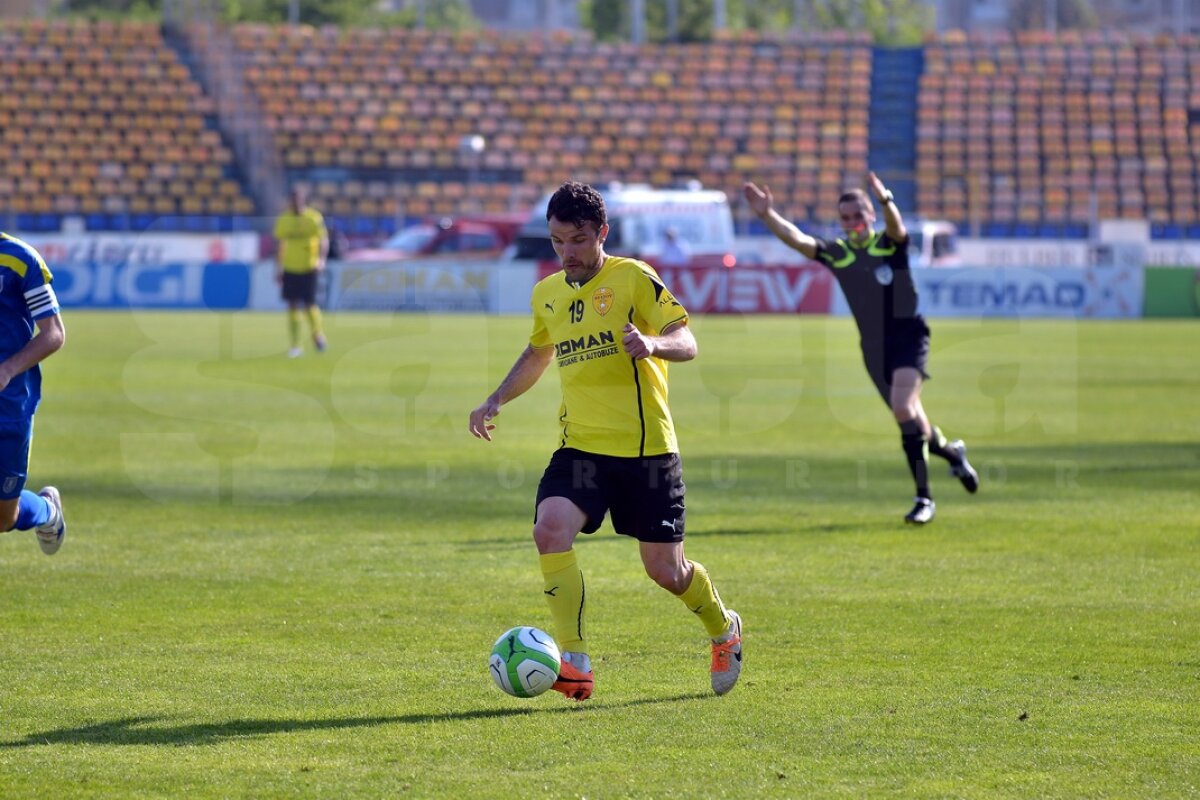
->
xmin=0 ymin=234 xmax=59 ymax=320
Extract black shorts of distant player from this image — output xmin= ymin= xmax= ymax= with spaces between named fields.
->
xmin=281 ymin=271 xmax=318 ymax=305
xmin=861 ymin=316 xmax=931 ymax=403
xmin=535 ymin=447 xmax=686 ymax=544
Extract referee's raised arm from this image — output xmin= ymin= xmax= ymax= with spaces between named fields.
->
xmin=743 ymin=181 xmax=820 ymax=260
xmin=867 ymin=171 xmax=907 ymax=243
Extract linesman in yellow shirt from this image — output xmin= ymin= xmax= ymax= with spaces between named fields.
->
xmin=273 ymin=187 xmax=329 ymax=358
xmin=469 ymin=181 xmax=743 ymax=701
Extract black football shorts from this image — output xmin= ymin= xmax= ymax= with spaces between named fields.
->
xmin=535 ymin=448 xmax=686 ymax=543
xmin=281 ymin=271 xmax=318 ymax=305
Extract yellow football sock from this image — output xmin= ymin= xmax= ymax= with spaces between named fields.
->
xmin=539 ymin=549 xmax=586 ymax=655
xmin=306 ymin=305 xmax=324 ymax=336
xmin=679 ymin=560 xmax=731 ymax=639
xmin=287 ymin=309 xmax=301 ymax=347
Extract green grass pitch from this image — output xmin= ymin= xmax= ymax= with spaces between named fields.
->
xmin=0 ymin=310 xmax=1196 ymax=798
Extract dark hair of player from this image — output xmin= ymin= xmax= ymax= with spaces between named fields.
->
xmin=546 ymin=181 xmax=607 ymax=230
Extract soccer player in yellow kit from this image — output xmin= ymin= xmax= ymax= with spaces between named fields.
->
xmin=469 ymin=182 xmax=742 ymax=700
xmin=273 ymin=187 xmax=329 ymax=358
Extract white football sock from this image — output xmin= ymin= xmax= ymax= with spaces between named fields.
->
xmin=563 ymin=651 xmax=591 ymax=672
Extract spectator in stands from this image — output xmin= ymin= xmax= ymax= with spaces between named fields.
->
xmin=468 ymin=181 xmax=743 ymax=702
xmin=743 ymin=173 xmax=979 ymax=525
xmin=658 ymin=226 xmax=692 ymax=267
xmin=274 ymin=187 xmax=329 ymax=358
xmin=0 ymin=233 xmax=67 ymax=555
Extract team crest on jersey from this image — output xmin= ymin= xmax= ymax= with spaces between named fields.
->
xmin=592 ymin=287 xmax=614 ymax=316
xmin=874 ymin=264 xmax=894 ymax=285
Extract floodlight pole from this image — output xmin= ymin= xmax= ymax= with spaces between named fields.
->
xmin=460 ymin=134 xmax=486 ymax=212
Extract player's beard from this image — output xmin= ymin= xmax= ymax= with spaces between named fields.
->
xmin=564 ymin=252 xmax=604 ymax=284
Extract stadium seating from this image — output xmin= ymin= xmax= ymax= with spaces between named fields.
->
xmin=918 ymin=30 xmax=1200 ymax=235
xmin=231 ymin=25 xmax=873 ymax=231
xmin=3 ymin=20 xmax=1198 ymax=238
xmin=0 ymin=19 xmax=256 ymax=231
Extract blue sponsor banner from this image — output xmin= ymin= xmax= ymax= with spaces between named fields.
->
xmin=912 ymin=266 xmax=1142 ymax=318
xmin=51 ymin=262 xmax=252 ymax=310
xmin=826 ymin=265 xmax=1144 ymax=319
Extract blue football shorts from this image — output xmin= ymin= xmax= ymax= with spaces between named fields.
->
xmin=0 ymin=418 xmax=35 ymax=500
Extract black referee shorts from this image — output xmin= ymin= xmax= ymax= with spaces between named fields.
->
xmin=860 ymin=316 xmax=931 ymax=403
xmin=535 ymin=447 xmax=686 ymax=543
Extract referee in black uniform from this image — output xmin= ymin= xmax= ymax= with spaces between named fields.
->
xmin=744 ymin=173 xmax=979 ymax=524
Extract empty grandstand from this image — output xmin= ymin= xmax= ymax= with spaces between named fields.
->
xmin=918 ymin=29 xmax=1200 ymax=238
xmin=0 ymin=19 xmax=257 ymax=233
xmin=0 ymin=16 xmax=1197 ymax=240
xmin=230 ymin=25 xmax=871 ymax=236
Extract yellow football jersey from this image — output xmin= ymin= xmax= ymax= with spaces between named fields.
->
xmin=529 ymin=256 xmax=689 ymax=458
xmin=274 ymin=208 xmax=327 ymax=274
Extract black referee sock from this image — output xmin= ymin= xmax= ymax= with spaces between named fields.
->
xmin=928 ymin=424 xmax=957 ymax=463
xmin=900 ymin=420 xmax=931 ymax=499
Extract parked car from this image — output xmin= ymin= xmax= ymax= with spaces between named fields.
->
xmin=344 ymin=215 xmax=524 ymax=262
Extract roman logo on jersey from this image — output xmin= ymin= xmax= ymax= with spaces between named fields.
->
xmin=592 ymin=287 xmax=614 ymax=316
xmin=555 ymin=329 xmax=616 ymax=358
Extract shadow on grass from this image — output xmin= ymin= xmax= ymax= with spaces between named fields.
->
xmin=0 ymin=693 xmax=710 ymax=748
xmin=65 ymin=442 xmax=1200 ymax=530
xmin=455 ymin=527 xmax=784 ymax=549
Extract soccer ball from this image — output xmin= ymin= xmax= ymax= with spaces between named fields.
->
xmin=489 ymin=626 xmax=561 ymax=698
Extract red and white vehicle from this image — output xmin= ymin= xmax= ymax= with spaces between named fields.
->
xmin=344 ymin=214 xmax=524 ymax=262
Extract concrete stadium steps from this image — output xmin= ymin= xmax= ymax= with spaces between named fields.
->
xmin=868 ymin=47 xmax=924 ymax=212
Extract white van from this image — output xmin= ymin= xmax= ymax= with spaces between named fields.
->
xmin=509 ymin=183 xmax=737 ymax=268
xmin=909 ymin=220 xmax=961 ymax=268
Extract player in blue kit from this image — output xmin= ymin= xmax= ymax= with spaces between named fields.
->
xmin=0 ymin=233 xmax=67 ymax=554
